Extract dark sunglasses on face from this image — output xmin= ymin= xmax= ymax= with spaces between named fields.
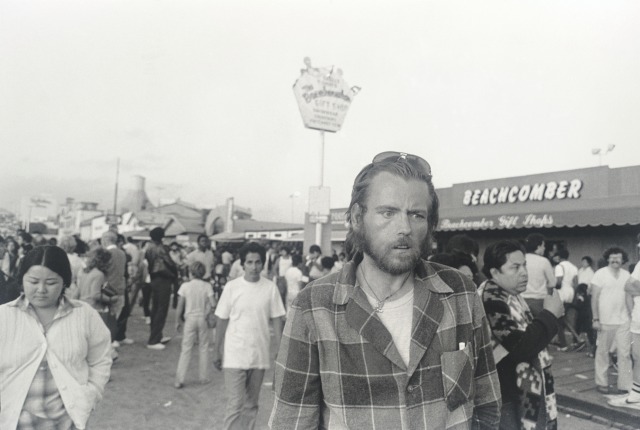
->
xmin=371 ymin=151 xmax=432 ymax=177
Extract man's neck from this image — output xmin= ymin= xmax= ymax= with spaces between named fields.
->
xmin=358 ymin=254 xmax=414 ymax=299
xmin=608 ymin=265 xmax=620 ymax=275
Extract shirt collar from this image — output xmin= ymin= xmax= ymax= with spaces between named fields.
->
xmin=11 ymin=293 xmax=80 ymax=315
xmin=106 ymin=244 xmax=117 ymax=250
xmin=331 ymin=252 xmax=454 ymax=306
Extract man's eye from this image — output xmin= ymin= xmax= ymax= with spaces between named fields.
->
xmin=381 ymin=211 xmax=394 ymax=218
xmin=411 ymin=213 xmax=426 ymax=220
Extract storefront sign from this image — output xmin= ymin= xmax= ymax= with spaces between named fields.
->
xmin=293 ymin=58 xmax=359 ymax=133
xmin=440 ymin=213 xmax=556 ymax=231
xmin=462 ymin=179 xmax=583 ymax=206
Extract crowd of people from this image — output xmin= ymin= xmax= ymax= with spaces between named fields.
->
xmin=1 ymin=151 xmax=640 ymax=430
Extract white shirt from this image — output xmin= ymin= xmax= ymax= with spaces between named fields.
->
xmin=522 ymin=253 xmax=555 ymax=300
xmin=364 ymin=289 xmax=414 ymax=368
xmin=592 ymin=267 xmax=630 ymax=325
xmin=554 ymin=260 xmax=578 ymax=303
xmin=578 ymin=266 xmax=595 ymax=286
xmin=284 ymin=266 xmax=303 ymax=310
xmin=215 ymin=277 xmax=285 ymax=369
xmin=0 ymin=297 xmax=112 ymax=430
xmin=178 ymin=279 xmax=214 ymax=317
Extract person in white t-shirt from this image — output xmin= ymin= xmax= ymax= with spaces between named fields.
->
xmin=624 ymin=262 xmax=640 ymax=404
xmin=591 ymin=247 xmax=632 ymax=395
xmin=284 ymin=254 xmax=303 ymax=311
xmin=554 ymin=249 xmax=583 ymax=351
xmin=174 ymin=261 xmax=216 ymax=389
xmin=578 ymin=256 xmax=595 ymax=288
xmin=522 ymin=234 xmax=556 ymax=317
xmin=214 ymin=242 xmax=285 ymax=430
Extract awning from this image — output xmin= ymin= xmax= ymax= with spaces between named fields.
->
xmin=210 ymin=232 xmax=246 ymax=242
xmin=438 ymin=207 xmax=640 ymax=232
xmin=283 ymin=230 xmax=348 ymax=243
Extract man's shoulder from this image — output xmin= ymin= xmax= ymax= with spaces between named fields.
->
xmin=294 ymin=271 xmax=343 ymax=310
xmin=420 ymin=260 xmax=477 ymax=294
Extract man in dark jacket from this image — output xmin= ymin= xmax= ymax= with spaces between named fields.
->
xmin=145 ymin=227 xmax=177 ymax=350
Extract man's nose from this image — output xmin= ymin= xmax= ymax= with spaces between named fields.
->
xmin=395 ymin=213 xmax=412 ymax=235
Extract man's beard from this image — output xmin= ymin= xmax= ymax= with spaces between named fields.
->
xmin=353 ymin=223 xmax=431 ymax=275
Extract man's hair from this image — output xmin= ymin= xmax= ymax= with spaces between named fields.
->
xmin=150 ymin=227 xmax=165 ymax=242
xmin=189 ymin=261 xmax=206 ymax=279
xmin=344 ymin=156 xmax=439 ymax=260
xmin=197 ymin=234 xmax=208 ymax=243
xmin=240 ymin=242 xmax=266 ymax=266
xmin=482 ymin=240 xmax=525 ymax=279
xmin=557 ymin=248 xmax=569 ymax=260
xmin=19 ymin=231 xmax=33 ymax=244
xmin=321 ymin=256 xmax=335 ymax=270
xmin=58 ymin=236 xmax=78 ymax=254
xmin=603 ymin=247 xmax=629 ymax=264
xmin=445 ymin=234 xmax=479 ymax=257
xmin=101 ymin=231 xmax=117 ymax=245
xmin=279 ymin=246 xmax=291 ymax=255
xmin=309 ymin=244 xmax=321 ymax=255
xmin=524 ymin=233 xmax=545 ymax=253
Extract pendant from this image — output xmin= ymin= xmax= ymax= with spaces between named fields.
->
xmin=375 ymin=300 xmax=385 ymax=313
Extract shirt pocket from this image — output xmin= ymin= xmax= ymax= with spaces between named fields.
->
xmin=440 ymin=343 xmax=475 ymax=411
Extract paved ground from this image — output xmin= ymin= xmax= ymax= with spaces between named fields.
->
xmin=88 ymin=304 xmax=640 ymax=429
xmin=89 ymin=305 xmax=276 ymax=429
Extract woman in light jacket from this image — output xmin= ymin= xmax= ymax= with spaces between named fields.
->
xmin=0 ymin=245 xmax=112 ymax=429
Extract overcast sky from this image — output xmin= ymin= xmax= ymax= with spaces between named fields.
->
xmin=2 ymin=0 xmax=639 ymax=223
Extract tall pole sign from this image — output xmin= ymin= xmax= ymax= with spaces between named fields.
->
xmin=293 ymin=58 xmax=359 ymax=249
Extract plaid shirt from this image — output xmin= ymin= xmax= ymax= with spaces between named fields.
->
xmin=269 ymin=257 xmax=501 ymax=430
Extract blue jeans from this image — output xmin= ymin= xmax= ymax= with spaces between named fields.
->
xmin=223 ymin=368 xmax=265 ymax=430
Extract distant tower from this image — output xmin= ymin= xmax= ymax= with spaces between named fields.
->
xmin=119 ymin=175 xmax=154 ymax=213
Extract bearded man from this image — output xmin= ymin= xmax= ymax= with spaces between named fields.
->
xmin=269 ymin=152 xmax=501 ymax=429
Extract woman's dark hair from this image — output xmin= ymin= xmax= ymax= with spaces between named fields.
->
xmin=581 ymin=256 xmax=593 ymax=266
xmin=18 ymin=245 xmax=72 ymax=289
xmin=482 ymin=240 xmax=525 ymax=279
xmin=85 ymin=247 xmax=112 ymax=274
xmin=239 ymin=242 xmax=266 ymax=266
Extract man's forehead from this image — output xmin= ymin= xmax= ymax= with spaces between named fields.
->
xmin=504 ymin=251 xmax=525 ymax=265
xmin=245 ymin=252 xmax=263 ymax=262
xmin=609 ymin=253 xmax=623 ymax=259
xmin=365 ymin=171 xmax=431 ymax=206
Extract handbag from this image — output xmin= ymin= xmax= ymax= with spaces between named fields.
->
xmin=101 ymin=282 xmax=118 ymax=297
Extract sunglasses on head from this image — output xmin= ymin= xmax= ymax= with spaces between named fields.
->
xmin=372 ymin=151 xmax=432 ymax=177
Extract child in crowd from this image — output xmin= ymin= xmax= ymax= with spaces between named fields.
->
xmin=174 ymin=261 xmax=216 ymax=388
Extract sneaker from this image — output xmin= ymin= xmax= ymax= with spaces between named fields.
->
xmin=557 ymin=346 xmax=570 ymax=352
xmin=111 ymin=341 xmax=121 ymax=348
xmin=626 ymin=392 xmax=640 ymax=404
xmin=146 ymin=343 xmax=166 ymax=351
xmin=596 ymin=385 xmax=609 ymax=394
xmin=120 ymin=338 xmax=135 ymax=345
xmin=160 ymin=336 xmax=172 ymax=344
xmin=145 ymin=316 xmax=151 ymax=325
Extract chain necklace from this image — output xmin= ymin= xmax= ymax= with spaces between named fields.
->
xmin=359 ymin=265 xmax=411 ymax=313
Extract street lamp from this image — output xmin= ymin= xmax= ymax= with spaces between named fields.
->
xmin=591 ymin=144 xmax=615 ymax=166
xmin=289 ymin=192 xmax=301 ymax=223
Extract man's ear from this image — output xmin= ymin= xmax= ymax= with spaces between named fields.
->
xmin=489 ymin=267 xmax=499 ymax=279
xmin=351 ymin=203 xmax=364 ymax=229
